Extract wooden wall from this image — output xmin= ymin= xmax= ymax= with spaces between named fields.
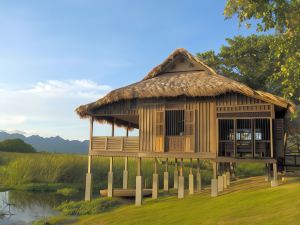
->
xmin=138 ymin=98 xmax=217 ymax=155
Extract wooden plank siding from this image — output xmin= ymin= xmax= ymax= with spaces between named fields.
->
xmin=185 ymin=99 xmax=217 ymax=155
xmin=137 ymin=99 xmax=217 ymax=154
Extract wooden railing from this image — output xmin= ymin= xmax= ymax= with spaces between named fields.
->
xmin=91 ymin=136 xmax=139 ymax=152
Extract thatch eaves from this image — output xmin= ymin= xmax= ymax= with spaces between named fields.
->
xmin=76 ymin=48 xmax=296 ymax=121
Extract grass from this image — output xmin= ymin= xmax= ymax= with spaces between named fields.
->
xmin=40 ymin=176 xmax=300 ymax=225
xmin=0 ymin=152 xmax=216 ymax=192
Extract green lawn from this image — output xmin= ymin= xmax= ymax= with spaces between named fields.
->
xmin=43 ymin=176 xmax=300 ymax=225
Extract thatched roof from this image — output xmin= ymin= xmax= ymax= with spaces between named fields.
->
xmin=76 ymin=48 xmax=296 ymax=121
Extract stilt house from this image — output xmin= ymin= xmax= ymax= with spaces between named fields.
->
xmin=76 ymin=48 xmax=296 ymax=205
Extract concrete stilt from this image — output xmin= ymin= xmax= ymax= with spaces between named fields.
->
xmin=265 ymin=163 xmax=270 ymax=181
xmin=196 ymin=159 xmax=201 ymax=192
xmin=152 ymin=158 xmax=158 ymax=199
xmin=108 ymin=157 xmax=114 ymax=197
xmin=223 ymin=173 xmax=227 ymax=189
xmin=226 ymin=171 xmax=230 ymax=186
xmin=123 ymin=157 xmax=128 ymax=189
xmin=178 ymin=158 xmax=184 ymax=199
xmin=218 ymin=175 xmax=224 ymax=192
xmin=135 ymin=157 xmax=143 ymax=206
xmin=211 ymin=178 xmax=218 ymax=197
xmin=271 ymin=163 xmax=278 ymax=187
xmin=189 ymin=159 xmax=194 ymax=195
xmin=174 ymin=158 xmax=179 ymax=189
xmin=85 ymin=173 xmax=93 ymax=201
xmin=164 ymin=158 xmax=169 ymax=192
xmin=152 ymin=173 xmax=158 ymax=199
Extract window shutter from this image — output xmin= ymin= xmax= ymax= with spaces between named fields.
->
xmin=155 ymin=110 xmax=165 ymax=152
xmin=185 ymin=110 xmax=195 ymax=152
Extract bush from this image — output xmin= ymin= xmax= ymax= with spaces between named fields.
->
xmin=56 ymin=198 xmax=124 ymax=215
xmin=56 ymin=188 xmax=79 ymax=196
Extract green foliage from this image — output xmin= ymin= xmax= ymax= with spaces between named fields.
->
xmin=224 ymin=0 xmax=300 ymax=103
xmin=57 ymin=188 xmax=79 ymax=196
xmin=0 ymin=139 xmax=36 ymax=153
xmin=197 ymin=35 xmax=286 ymax=96
xmin=55 ymin=197 xmax=124 ymax=216
xmin=235 ymin=163 xmax=265 ymax=178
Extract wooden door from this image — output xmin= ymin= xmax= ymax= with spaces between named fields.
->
xmin=155 ymin=110 xmax=165 ymax=152
xmin=185 ymin=110 xmax=195 ymax=152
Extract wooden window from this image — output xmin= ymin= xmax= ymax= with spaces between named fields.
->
xmin=165 ymin=110 xmax=184 ymax=136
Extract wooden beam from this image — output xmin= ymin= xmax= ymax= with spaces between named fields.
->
xmin=137 ymin=157 xmax=142 ymax=176
xmin=112 ymin=119 xmax=115 ymax=137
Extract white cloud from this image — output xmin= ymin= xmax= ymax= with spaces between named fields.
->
xmin=20 ymin=79 xmax=112 ymax=98
xmin=0 ymin=79 xmax=112 ymax=140
xmin=0 ymin=115 xmax=27 ymax=125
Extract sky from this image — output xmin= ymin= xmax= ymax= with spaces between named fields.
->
xmin=0 ymin=0 xmax=261 ymax=141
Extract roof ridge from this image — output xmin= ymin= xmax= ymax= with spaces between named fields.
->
xmin=142 ymin=48 xmax=217 ymax=81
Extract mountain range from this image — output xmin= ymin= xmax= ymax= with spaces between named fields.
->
xmin=0 ymin=131 xmax=88 ymax=154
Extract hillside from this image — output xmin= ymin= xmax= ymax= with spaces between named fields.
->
xmin=0 ymin=131 xmax=88 ymax=154
xmin=0 ymin=139 xmax=36 ymax=153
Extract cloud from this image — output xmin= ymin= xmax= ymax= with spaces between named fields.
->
xmin=0 ymin=115 xmax=27 ymax=125
xmin=19 ymin=79 xmax=112 ymax=98
xmin=0 ymin=79 xmax=112 ymax=139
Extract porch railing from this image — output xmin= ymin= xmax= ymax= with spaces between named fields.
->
xmin=91 ymin=136 xmax=139 ymax=152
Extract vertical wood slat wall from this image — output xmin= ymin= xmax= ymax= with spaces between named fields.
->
xmin=138 ymin=99 xmax=217 ymax=154
xmin=185 ymin=99 xmax=217 ymax=154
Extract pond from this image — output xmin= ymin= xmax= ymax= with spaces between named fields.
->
xmin=0 ymin=190 xmax=82 ymax=225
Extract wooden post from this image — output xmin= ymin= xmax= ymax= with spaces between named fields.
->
xmin=212 ymin=161 xmax=217 ymax=179
xmin=126 ymin=126 xmax=129 ymax=137
xmin=178 ymin=158 xmax=184 ymax=199
xmin=136 ymin=157 xmax=143 ymax=206
xmin=189 ymin=158 xmax=194 ymax=195
xmin=85 ymin=117 xmax=94 ymax=201
xmin=152 ymin=157 xmax=159 ymax=199
xmin=234 ymin=119 xmax=237 ymax=157
xmin=164 ymin=158 xmax=169 ymax=192
xmin=108 ymin=157 xmax=114 ymax=197
xmin=174 ymin=158 xmax=179 ymax=189
xmin=123 ymin=157 xmax=128 ymax=189
xmin=270 ymin=118 xmax=274 ymax=158
xmin=112 ymin=119 xmax=115 ymax=137
xmin=196 ymin=158 xmax=201 ymax=192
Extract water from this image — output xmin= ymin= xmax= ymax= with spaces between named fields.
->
xmin=0 ymin=190 xmax=81 ymax=225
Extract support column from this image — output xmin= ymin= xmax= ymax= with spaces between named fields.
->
xmin=136 ymin=157 xmax=143 ymax=206
xmin=178 ymin=158 xmax=184 ymax=199
xmin=164 ymin=158 xmax=169 ymax=192
xmin=189 ymin=159 xmax=194 ymax=195
xmin=218 ymin=175 xmax=224 ymax=192
xmin=85 ymin=117 xmax=94 ymax=201
xmin=211 ymin=178 xmax=218 ymax=197
xmin=271 ymin=163 xmax=278 ymax=187
xmin=226 ymin=171 xmax=230 ymax=186
xmin=223 ymin=173 xmax=227 ymax=189
xmin=265 ymin=163 xmax=270 ymax=181
xmin=85 ymin=155 xmax=93 ymax=201
xmin=108 ymin=157 xmax=114 ymax=197
xmin=196 ymin=159 xmax=201 ymax=192
xmin=212 ymin=161 xmax=217 ymax=179
xmin=152 ymin=158 xmax=159 ymax=199
xmin=173 ymin=158 xmax=179 ymax=189
xmin=123 ymin=157 xmax=128 ymax=189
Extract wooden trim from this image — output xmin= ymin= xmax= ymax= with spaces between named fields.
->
xmin=90 ymin=151 xmax=216 ymax=159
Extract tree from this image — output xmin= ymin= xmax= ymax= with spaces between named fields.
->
xmin=224 ymin=0 xmax=300 ymax=103
xmin=197 ymin=35 xmax=285 ymax=96
xmin=0 ymin=139 xmax=36 ymax=153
